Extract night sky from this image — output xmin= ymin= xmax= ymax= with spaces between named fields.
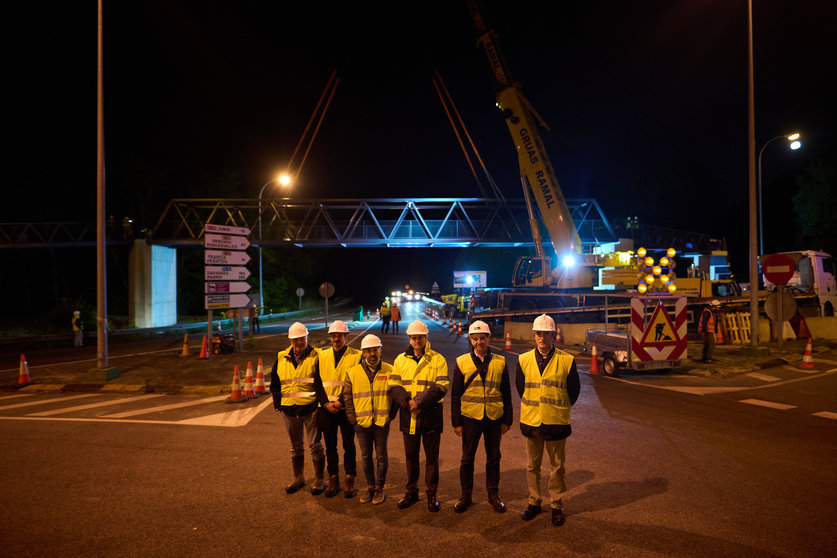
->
xmin=7 ymin=0 xmax=836 ymax=305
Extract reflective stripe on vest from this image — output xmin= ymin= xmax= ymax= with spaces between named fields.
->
xmin=319 ymin=347 xmax=361 ymax=402
xmin=456 ymin=353 xmax=505 ymax=421
xmin=518 ymin=349 xmax=573 ymax=427
xmin=348 ymin=362 xmax=393 ymax=428
xmin=276 ymin=347 xmax=319 ymax=406
xmin=389 ymin=343 xmax=449 ymax=434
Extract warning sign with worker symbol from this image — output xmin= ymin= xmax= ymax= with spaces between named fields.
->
xmin=639 ymin=301 xmax=679 ymax=348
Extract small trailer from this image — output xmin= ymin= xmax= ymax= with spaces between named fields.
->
xmin=584 ymin=296 xmax=688 ymax=376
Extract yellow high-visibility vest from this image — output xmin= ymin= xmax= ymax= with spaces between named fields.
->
xmin=347 ymin=362 xmax=393 ymax=428
xmin=518 ymin=348 xmax=573 ymax=427
xmin=456 ymin=353 xmax=505 ymax=421
xmin=319 ymin=347 xmax=361 ymax=402
xmin=276 ymin=346 xmax=320 ymax=406
xmin=389 ymin=342 xmax=449 ymax=434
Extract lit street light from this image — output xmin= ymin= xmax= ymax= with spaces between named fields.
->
xmin=258 ymin=174 xmax=293 ymax=314
xmin=758 ymin=132 xmax=802 ymax=255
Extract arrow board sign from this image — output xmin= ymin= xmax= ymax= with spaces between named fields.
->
xmin=205 ymin=266 xmax=251 ymax=281
xmin=205 ymin=294 xmax=251 ymax=309
xmin=205 ymin=250 xmax=251 ymax=266
xmin=205 ymin=281 xmax=251 ymax=294
xmin=205 ymin=223 xmax=251 ymax=236
xmin=205 ymin=233 xmax=251 ymax=250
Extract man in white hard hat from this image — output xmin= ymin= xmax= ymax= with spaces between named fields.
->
xmin=450 ymin=320 xmax=512 ymax=513
xmin=344 ymin=334 xmax=395 ymax=505
xmin=516 ymin=313 xmax=580 ymax=527
xmin=388 ymin=319 xmax=449 ymax=512
xmin=270 ymin=321 xmax=328 ymax=496
xmin=318 ymin=320 xmax=362 ymax=498
xmin=698 ymin=300 xmax=721 ymax=363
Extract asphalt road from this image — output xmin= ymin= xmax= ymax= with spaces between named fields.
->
xmin=1 ymin=302 xmax=836 ymax=557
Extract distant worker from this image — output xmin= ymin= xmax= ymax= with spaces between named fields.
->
xmin=318 ymin=320 xmax=362 ymax=498
xmin=344 ymin=334 xmax=395 ymax=505
xmin=698 ymin=299 xmax=721 ymax=363
xmin=450 ymin=320 xmax=512 ymax=513
xmin=388 ymin=320 xmax=449 ymax=512
xmin=269 ymin=322 xmax=328 ymax=496
xmin=390 ymin=304 xmax=401 ymax=334
xmin=516 ymin=313 xmax=580 ymax=527
xmin=249 ymin=304 xmax=261 ymax=334
xmin=380 ymin=300 xmax=391 ymax=334
xmin=72 ymin=310 xmax=84 ymax=348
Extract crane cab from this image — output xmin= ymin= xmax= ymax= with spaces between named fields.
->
xmin=513 ymin=256 xmax=551 ymax=288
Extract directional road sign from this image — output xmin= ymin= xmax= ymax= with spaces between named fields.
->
xmin=205 ymin=266 xmax=251 ymax=281
xmin=205 ymin=233 xmax=251 ymax=251
xmin=205 ymin=250 xmax=251 ymax=266
xmin=205 ymin=281 xmax=251 ymax=294
xmin=205 ymin=294 xmax=252 ymax=309
xmin=205 ymin=223 xmax=251 ymax=236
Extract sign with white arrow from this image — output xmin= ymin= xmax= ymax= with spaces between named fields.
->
xmin=205 ymin=266 xmax=251 ymax=281
xmin=204 ymin=250 xmax=251 ymax=266
xmin=205 ymin=281 xmax=251 ymax=294
xmin=205 ymin=223 xmax=251 ymax=236
xmin=205 ymin=294 xmax=252 ymax=309
xmin=205 ymin=233 xmax=251 ymax=251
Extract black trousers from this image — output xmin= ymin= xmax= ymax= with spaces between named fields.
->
xmin=321 ymin=409 xmax=357 ymax=476
xmin=459 ymin=416 xmax=502 ymax=493
xmin=402 ymin=430 xmax=440 ymax=494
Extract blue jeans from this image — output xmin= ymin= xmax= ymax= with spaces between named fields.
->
xmin=355 ymin=422 xmax=390 ymax=489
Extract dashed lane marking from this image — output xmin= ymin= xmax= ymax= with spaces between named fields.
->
xmin=745 ymin=372 xmax=781 ymax=382
xmin=0 ymin=393 xmax=36 ymax=401
xmin=0 ymin=393 xmax=100 ymax=411
xmin=26 ymin=394 xmax=165 ymax=416
xmin=606 ymin=368 xmax=836 ymax=395
xmin=102 ymin=394 xmax=230 ymax=418
xmin=739 ymin=398 xmax=796 ymax=410
xmin=812 ymin=411 xmax=837 ymax=420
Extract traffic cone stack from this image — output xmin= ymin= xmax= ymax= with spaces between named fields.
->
xmin=198 ymin=335 xmax=209 ymax=359
xmin=556 ymin=325 xmax=563 ymax=344
xmin=179 ymin=333 xmax=191 ymax=357
xmin=504 ymin=332 xmax=512 ymax=351
xmin=227 ymin=365 xmax=248 ymax=403
xmin=243 ymin=361 xmax=256 ymax=397
xmin=589 ymin=343 xmax=600 ymax=375
xmin=801 ymin=338 xmax=816 ymax=369
xmin=254 ymin=358 xmax=267 ymax=394
xmin=15 ymin=354 xmax=31 ymax=387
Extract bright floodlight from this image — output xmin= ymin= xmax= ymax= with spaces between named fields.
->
xmin=466 ymin=275 xmax=474 ymax=284
xmin=787 ymin=133 xmax=800 ymax=141
xmin=279 ymin=174 xmax=292 ymax=186
xmin=790 ymin=140 xmax=802 ymax=150
xmin=562 ymin=255 xmax=576 ymax=267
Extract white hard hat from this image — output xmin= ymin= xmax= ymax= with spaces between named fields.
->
xmin=406 ymin=320 xmax=429 ymax=336
xmin=73 ymin=310 xmax=80 ymax=316
xmin=710 ymin=299 xmax=721 ymax=307
xmin=288 ymin=322 xmax=309 ymax=339
xmin=468 ymin=320 xmax=491 ymax=336
xmin=328 ymin=320 xmax=349 ymax=334
xmin=361 ymin=334 xmax=382 ymax=350
xmin=532 ymin=313 xmax=556 ymax=332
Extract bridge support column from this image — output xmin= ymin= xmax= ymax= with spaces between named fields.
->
xmin=129 ymin=240 xmax=177 ymax=328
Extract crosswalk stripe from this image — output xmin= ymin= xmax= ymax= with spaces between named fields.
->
xmin=739 ymin=398 xmax=796 ymax=410
xmin=812 ymin=411 xmax=837 ymax=420
xmin=26 ymin=394 xmax=164 ymax=416
xmin=177 ymin=396 xmax=273 ymax=427
xmin=102 ymin=395 xmax=229 ymax=418
xmin=0 ymin=394 xmax=100 ymax=411
xmin=745 ymin=372 xmax=781 ymax=382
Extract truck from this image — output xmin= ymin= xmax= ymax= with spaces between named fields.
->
xmin=763 ymin=250 xmax=836 ymax=316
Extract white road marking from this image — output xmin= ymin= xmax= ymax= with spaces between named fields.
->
xmin=746 ymin=372 xmax=781 ymax=382
xmin=606 ymin=368 xmax=836 ymax=395
xmin=0 ymin=393 xmax=100 ymax=411
xmin=812 ymin=411 xmax=837 ymax=420
xmin=0 ymin=393 xmax=36 ymax=400
xmin=176 ymin=395 xmax=274 ymax=427
xmin=785 ymin=365 xmax=819 ymax=374
xmin=102 ymin=395 xmax=229 ymax=418
xmin=26 ymin=394 xmax=164 ymax=416
xmin=739 ymin=398 xmax=796 ymax=410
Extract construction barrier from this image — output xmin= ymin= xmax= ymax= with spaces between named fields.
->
xmin=722 ymin=312 xmax=751 ymax=344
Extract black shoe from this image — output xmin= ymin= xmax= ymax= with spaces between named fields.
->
xmin=427 ymin=493 xmax=440 ymax=512
xmin=487 ymin=492 xmax=506 ymax=513
xmin=285 ymin=479 xmax=305 ymax=494
xmin=522 ymin=504 xmax=542 ymax=521
xmin=397 ymin=491 xmax=419 ymax=509
xmin=551 ymin=507 xmax=566 ymax=526
xmin=453 ymin=494 xmax=473 ymax=513
xmin=702 ymin=358 xmax=713 ymax=363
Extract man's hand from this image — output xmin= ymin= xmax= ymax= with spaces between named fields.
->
xmin=408 ymin=400 xmax=419 ymax=414
xmin=454 ymin=426 xmax=462 ymax=438
xmin=500 ymin=423 xmax=510 ymax=435
xmin=326 ymin=401 xmax=341 ymax=413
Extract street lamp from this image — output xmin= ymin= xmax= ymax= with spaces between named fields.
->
xmin=758 ymin=132 xmax=802 ymax=255
xmin=259 ymin=174 xmax=293 ymax=314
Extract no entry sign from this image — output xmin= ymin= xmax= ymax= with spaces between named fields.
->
xmin=762 ymin=253 xmax=796 ymax=285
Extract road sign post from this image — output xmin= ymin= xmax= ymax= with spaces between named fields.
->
xmin=760 ymin=253 xmax=800 ymax=350
xmin=319 ymin=282 xmax=335 ymax=328
xmin=204 ymin=223 xmax=253 ymax=352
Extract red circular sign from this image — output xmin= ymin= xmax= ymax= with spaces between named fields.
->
xmin=763 ymin=253 xmax=796 ymax=285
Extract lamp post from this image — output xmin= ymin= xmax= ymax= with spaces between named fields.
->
xmin=758 ymin=132 xmax=802 ymax=255
xmin=258 ymin=174 xmax=292 ymax=314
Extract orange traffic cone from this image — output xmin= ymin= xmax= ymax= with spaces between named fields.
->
xmin=15 ymin=354 xmax=31 ymax=387
xmin=801 ymin=337 xmax=816 ymax=369
xmin=556 ymin=325 xmax=563 ymax=344
xmin=449 ymin=317 xmax=454 ymax=331
xmin=198 ymin=334 xmax=209 ymax=359
xmin=457 ymin=321 xmax=463 ymax=336
xmin=504 ymin=332 xmax=512 ymax=351
xmin=254 ymin=358 xmax=267 ymax=394
xmin=589 ymin=343 xmax=600 ymax=375
xmin=179 ymin=333 xmax=191 ymax=357
xmin=243 ymin=361 xmax=256 ymax=397
xmin=227 ymin=365 xmax=249 ymax=403
xmin=442 ymin=315 xmax=447 ymax=326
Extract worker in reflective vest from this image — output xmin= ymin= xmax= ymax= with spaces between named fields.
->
xmin=270 ymin=322 xmax=328 ymax=496
xmin=516 ymin=314 xmax=580 ymax=527
xmin=344 ymin=334 xmax=395 ymax=505
xmin=317 ymin=320 xmax=362 ymax=498
xmin=699 ymin=299 xmax=720 ymax=363
xmin=388 ymin=320 xmax=449 ymax=512
xmin=450 ymin=320 xmax=512 ymax=514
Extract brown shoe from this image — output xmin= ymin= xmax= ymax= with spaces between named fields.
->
xmin=522 ymin=504 xmax=542 ymax=521
xmin=324 ymin=474 xmax=340 ymax=498
xmin=487 ymin=492 xmax=506 ymax=513
xmin=397 ymin=491 xmax=419 ymax=509
xmin=372 ymin=488 xmax=386 ymax=505
xmin=551 ymin=507 xmax=566 ymax=526
xmin=359 ymin=486 xmax=374 ymax=504
xmin=344 ymin=474 xmax=357 ymax=498
xmin=453 ymin=493 xmax=473 ymax=513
